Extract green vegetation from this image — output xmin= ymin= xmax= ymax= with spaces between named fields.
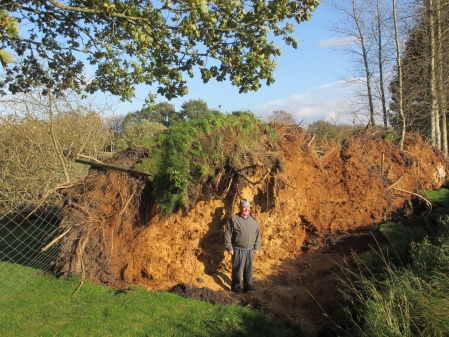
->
xmin=116 ymin=99 xmax=215 ymax=150
xmin=342 ymin=259 xmax=449 ymax=337
xmin=135 ymin=111 xmax=278 ymax=216
xmin=0 ymin=100 xmax=112 ymax=216
xmin=341 ymin=188 xmax=449 ymax=337
xmin=356 ymin=222 xmax=427 ymax=275
xmin=0 ymin=264 xmax=301 ymax=337
xmin=421 ymin=188 xmax=449 ymax=224
xmin=0 ymin=1 xmax=319 ymax=100
xmin=116 ymin=120 xmax=167 ymax=151
xmin=307 ymin=120 xmax=365 ymax=144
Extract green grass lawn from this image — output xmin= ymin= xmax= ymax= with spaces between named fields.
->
xmin=0 ymin=262 xmax=301 ymax=337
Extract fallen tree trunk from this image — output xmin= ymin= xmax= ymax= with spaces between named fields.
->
xmin=75 ymin=158 xmax=152 ymax=177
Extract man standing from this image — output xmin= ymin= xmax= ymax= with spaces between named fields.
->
xmin=225 ymin=198 xmax=261 ymax=293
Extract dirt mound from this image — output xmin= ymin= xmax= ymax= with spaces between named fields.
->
xmin=169 ymin=283 xmax=238 ymax=305
xmin=54 ymin=127 xmax=447 ymax=335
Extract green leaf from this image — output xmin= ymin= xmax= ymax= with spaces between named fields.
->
xmin=0 ymin=50 xmax=13 ymax=64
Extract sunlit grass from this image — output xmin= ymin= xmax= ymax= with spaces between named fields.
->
xmin=0 ymin=264 xmax=302 ymax=337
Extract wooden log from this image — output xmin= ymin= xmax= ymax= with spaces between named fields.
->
xmin=75 ymin=158 xmax=151 ymax=177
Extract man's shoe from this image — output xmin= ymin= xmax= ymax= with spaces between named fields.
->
xmin=244 ymin=287 xmax=254 ymax=293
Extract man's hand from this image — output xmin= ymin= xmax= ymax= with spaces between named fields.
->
xmin=254 ymin=250 xmax=259 ymax=254
xmin=228 ymin=250 xmax=234 ymax=256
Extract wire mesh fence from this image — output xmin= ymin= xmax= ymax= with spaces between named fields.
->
xmin=0 ymin=197 xmax=64 ymax=301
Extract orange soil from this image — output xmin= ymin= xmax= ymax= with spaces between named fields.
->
xmin=58 ymin=129 xmax=447 ymax=335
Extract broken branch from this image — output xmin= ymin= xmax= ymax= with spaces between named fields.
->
xmin=76 ymin=153 xmax=103 ymax=164
xmin=307 ymin=134 xmax=316 ymax=148
xmin=27 ymin=182 xmax=74 ymax=219
xmin=41 ymin=227 xmax=72 ymax=252
xmin=220 ymin=177 xmax=233 ymax=199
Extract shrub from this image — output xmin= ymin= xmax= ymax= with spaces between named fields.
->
xmin=135 ymin=112 xmax=279 ymax=216
xmin=341 ymin=216 xmax=449 ymax=336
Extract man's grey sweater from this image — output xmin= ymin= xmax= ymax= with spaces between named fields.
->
xmin=225 ymin=213 xmax=261 ymax=251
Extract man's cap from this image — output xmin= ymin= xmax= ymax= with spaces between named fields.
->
xmin=240 ymin=199 xmax=251 ymax=207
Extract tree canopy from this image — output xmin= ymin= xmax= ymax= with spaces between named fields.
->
xmin=123 ymin=101 xmax=177 ymax=127
xmin=0 ymin=0 xmax=319 ymax=101
xmin=179 ymin=98 xmax=209 ymax=120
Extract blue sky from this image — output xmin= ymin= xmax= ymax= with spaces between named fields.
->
xmin=100 ymin=3 xmax=363 ymax=125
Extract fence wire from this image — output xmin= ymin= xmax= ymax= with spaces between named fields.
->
xmin=0 ymin=197 xmax=64 ymax=301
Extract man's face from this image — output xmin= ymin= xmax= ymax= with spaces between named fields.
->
xmin=240 ymin=206 xmax=250 ymax=217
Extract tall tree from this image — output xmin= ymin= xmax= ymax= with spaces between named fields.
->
xmin=388 ymin=0 xmax=449 ymax=149
xmin=393 ymin=0 xmax=406 ymax=150
xmin=435 ymin=0 xmax=447 ymax=155
xmin=327 ymin=0 xmax=376 ymax=126
xmin=374 ymin=0 xmax=389 ymax=127
xmin=389 ymin=25 xmax=429 ymax=134
xmin=0 ymin=0 xmax=319 ymax=101
xmin=153 ymin=102 xmax=178 ymax=126
xmin=179 ymin=99 xmax=209 ymax=120
xmin=352 ymin=0 xmax=376 ymax=126
xmin=428 ymin=0 xmax=440 ymax=148
xmin=123 ymin=101 xmax=177 ymax=128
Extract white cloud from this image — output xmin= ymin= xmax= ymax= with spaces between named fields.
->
xmin=317 ymin=36 xmax=358 ymax=48
xmin=254 ymin=80 xmax=362 ymax=125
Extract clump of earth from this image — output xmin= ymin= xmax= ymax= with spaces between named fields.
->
xmin=54 ymin=126 xmax=447 ymax=336
xmin=169 ymin=282 xmax=239 ymax=305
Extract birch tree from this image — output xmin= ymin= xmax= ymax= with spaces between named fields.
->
xmin=393 ymin=0 xmax=406 ymax=150
xmin=388 ymin=0 xmax=448 ymax=151
xmin=374 ymin=0 xmax=390 ymax=127
xmin=428 ymin=0 xmax=440 ymax=148
xmin=327 ymin=0 xmax=376 ymax=126
xmin=435 ymin=0 xmax=448 ymax=155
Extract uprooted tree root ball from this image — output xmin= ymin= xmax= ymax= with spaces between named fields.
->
xmin=54 ymin=116 xmax=447 ymax=335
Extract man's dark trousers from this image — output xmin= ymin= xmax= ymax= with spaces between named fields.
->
xmin=231 ymin=248 xmax=254 ymax=293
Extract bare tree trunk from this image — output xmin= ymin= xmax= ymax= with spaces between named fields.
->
xmin=429 ymin=0 xmax=440 ymax=149
xmin=352 ymin=0 xmax=376 ymax=126
xmin=436 ymin=0 xmax=447 ymax=156
xmin=376 ymin=0 xmax=388 ymax=128
xmin=49 ymin=89 xmax=71 ymax=183
xmin=393 ymin=0 xmax=405 ymax=150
